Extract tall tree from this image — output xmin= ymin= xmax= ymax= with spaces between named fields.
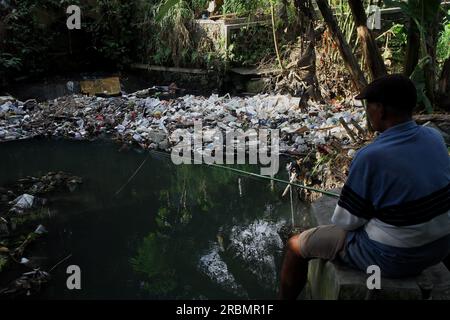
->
xmin=348 ymin=0 xmax=387 ymax=80
xmin=404 ymin=17 xmax=420 ymax=77
xmin=397 ymin=0 xmax=442 ymax=108
xmin=437 ymin=58 xmax=450 ymax=110
xmin=293 ymin=0 xmax=321 ymax=101
xmin=315 ymin=0 xmax=368 ymax=91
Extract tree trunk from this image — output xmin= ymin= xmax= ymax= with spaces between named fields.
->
xmin=403 ymin=18 xmax=420 ymax=77
xmin=291 ymin=0 xmax=321 ymax=101
xmin=277 ymin=0 xmax=289 ymax=28
xmin=315 ymin=0 xmax=367 ymax=91
xmin=437 ymin=58 xmax=450 ymax=110
xmin=348 ymin=0 xmax=387 ymax=80
xmin=422 ymin=6 xmax=442 ymax=107
xmin=271 ymin=3 xmax=284 ymax=72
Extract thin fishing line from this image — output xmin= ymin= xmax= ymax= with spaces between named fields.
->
xmin=148 ymin=149 xmax=340 ymax=198
xmin=114 ymin=153 xmax=150 ymax=196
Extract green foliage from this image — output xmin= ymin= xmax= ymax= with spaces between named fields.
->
xmin=230 ymin=25 xmax=274 ymax=66
xmin=322 ymin=0 xmax=358 ymax=63
xmin=385 ymin=0 xmax=441 ymax=34
xmin=155 ymin=0 xmax=273 ymax=18
xmin=144 ymin=0 xmax=196 ymax=67
xmin=0 ymin=0 xmax=139 ymax=82
xmin=222 ymin=0 xmax=270 ymax=15
xmin=384 ymin=0 xmax=441 ymax=57
xmin=0 ymin=53 xmax=22 ymax=73
xmin=152 ymin=45 xmax=172 ymax=66
xmin=0 ymin=255 xmax=7 ymax=272
xmin=191 ymin=0 xmax=210 ymax=13
xmin=332 ymin=0 xmax=356 ymax=45
xmin=437 ymin=9 xmax=450 ymax=64
xmin=385 ymin=0 xmax=442 ymax=111
xmin=0 ymin=0 xmax=291 ymax=81
xmin=5 ymin=0 xmax=445 ymax=90
xmin=389 ymin=24 xmax=408 ymax=46
xmin=201 ymin=37 xmax=233 ymax=73
xmin=377 ymin=23 xmax=408 ymax=72
xmin=150 ymin=0 xmax=280 ymax=68
xmin=156 ymin=207 xmax=172 ymax=228
xmin=156 ymin=0 xmax=181 ymax=22
xmin=0 ymin=0 xmax=61 ymax=80
xmin=130 ymin=233 xmax=177 ymax=295
xmin=83 ymin=0 xmax=140 ymax=66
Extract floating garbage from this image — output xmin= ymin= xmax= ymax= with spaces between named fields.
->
xmin=34 ymin=225 xmax=48 ymax=235
xmin=0 ymin=269 xmax=51 ymax=297
xmin=0 ymin=91 xmax=368 ymax=155
xmin=8 ymin=194 xmax=45 ymax=214
xmin=10 ymin=194 xmax=35 ymax=210
xmin=0 ymin=172 xmax=82 ymax=297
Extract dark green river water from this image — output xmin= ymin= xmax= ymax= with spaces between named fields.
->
xmin=0 ymin=138 xmax=311 ymax=299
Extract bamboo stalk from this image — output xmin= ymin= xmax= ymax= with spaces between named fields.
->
xmin=315 ymin=0 xmax=367 ymax=91
xmin=348 ymin=0 xmax=387 ymax=80
xmin=271 ymin=3 xmax=284 ymax=72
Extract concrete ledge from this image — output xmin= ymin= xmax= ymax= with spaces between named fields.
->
xmin=308 ymin=259 xmax=429 ymax=300
xmin=307 ymin=190 xmax=450 ymax=300
xmin=310 ymin=188 xmax=341 ymax=226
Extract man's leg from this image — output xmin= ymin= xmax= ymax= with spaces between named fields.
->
xmin=279 ymin=235 xmax=309 ymax=300
xmin=279 ymin=225 xmax=348 ymax=300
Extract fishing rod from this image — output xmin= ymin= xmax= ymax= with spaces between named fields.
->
xmin=206 ymin=162 xmax=340 ymax=198
xmin=148 ymin=149 xmax=340 ymax=198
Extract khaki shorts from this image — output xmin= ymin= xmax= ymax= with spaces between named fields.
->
xmin=298 ymin=225 xmax=348 ymax=261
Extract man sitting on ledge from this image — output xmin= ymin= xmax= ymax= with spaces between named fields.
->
xmin=279 ymin=74 xmax=450 ymax=300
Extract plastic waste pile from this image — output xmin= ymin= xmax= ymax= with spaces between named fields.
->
xmin=8 ymin=194 xmax=46 ymax=214
xmin=0 ymin=172 xmax=82 ymax=297
xmin=0 ymin=92 xmax=366 ymax=155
